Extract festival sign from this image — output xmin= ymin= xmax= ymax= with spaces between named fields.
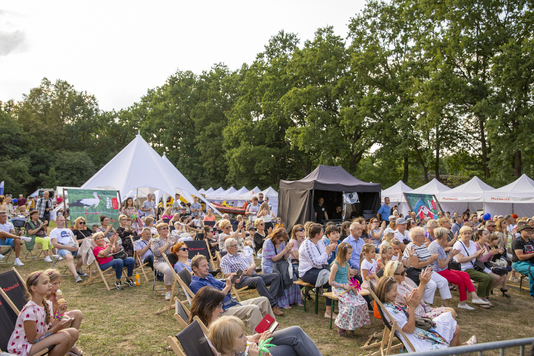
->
xmin=67 ymin=188 xmax=120 ymax=226
xmin=403 ymin=192 xmax=443 ymax=219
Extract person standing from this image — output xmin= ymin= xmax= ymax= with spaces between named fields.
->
xmin=171 ymin=193 xmax=181 ymax=215
xmin=17 ymin=194 xmax=26 ymax=207
xmin=315 ymin=197 xmax=328 ymax=224
xmin=35 ymin=191 xmax=53 ymax=225
xmin=140 ymin=193 xmax=156 ymax=217
xmin=377 ymin=197 xmax=391 ymax=223
xmin=190 ymin=196 xmax=202 ymax=217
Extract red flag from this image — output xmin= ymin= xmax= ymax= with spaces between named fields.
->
xmin=112 ymin=198 xmax=118 ymax=210
xmin=418 ymin=208 xmax=425 ymax=220
xmin=431 ymin=200 xmax=437 ymax=210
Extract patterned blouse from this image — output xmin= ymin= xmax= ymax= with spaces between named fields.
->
xmin=151 ymin=236 xmax=175 ymax=265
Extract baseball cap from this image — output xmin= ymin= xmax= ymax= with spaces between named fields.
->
xmin=396 ymin=218 xmax=407 ymax=225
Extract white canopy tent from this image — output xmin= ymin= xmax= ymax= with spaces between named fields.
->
xmin=219 ymin=187 xmax=237 ymax=200
xmin=262 ymin=186 xmax=279 ymax=216
xmin=381 ymin=180 xmax=412 ymax=215
xmin=198 ymin=188 xmax=206 ymax=194
xmin=240 ymin=186 xmax=262 ymax=200
xmin=483 ymin=174 xmax=534 ymax=217
xmin=203 ymin=187 xmax=214 ymax=196
xmin=82 ymin=134 xmax=222 ymax=216
xmin=411 ymin=178 xmax=451 ymax=197
xmin=225 ymin=186 xmax=250 ymax=207
xmin=438 ymin=176 xmax=494 ymax=215
xmin=206 ymin=187 xmax=225 ymax=200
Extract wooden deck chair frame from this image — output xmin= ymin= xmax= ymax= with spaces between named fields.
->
xmin=129 ymin=236 xmax=149 ymax=282
xmin=173 ymin=300 xmax=210 ymax=334
xmin=0 ymin=288 xmax=51 ymax=356
xmin=82 ymin=260 xmax=118 ymax=291
xmin=361 ymin=285 xmax=415 ymax=355
xmin=166 ymin=317 xmax=213 ymax=356
xmin=153 ymin=254 xmax=181 ymax=314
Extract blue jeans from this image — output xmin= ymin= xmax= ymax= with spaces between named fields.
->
xmin=100 ymin=257 xmax=135 ymax=280
xmin=513 ymin=261 xmax=534 ymax=296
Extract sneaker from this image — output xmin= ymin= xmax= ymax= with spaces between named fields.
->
xmin=0 ymin=254 xmax=5 ymax=261
xmin=124 ymin=279 xmax=136 ymax=287
xmin=54 ymin=255 xmax=63 ymax=261
xmin=77 ymin=270 xmax=88 ymax=277
xmin=471 ymin=298 xmax=489 ymax=305
xmin=21 ymin=236 xmax=32 ymax=242
xmin=75 ymin=275 xmax=83 ymax=283
xmin=115 ymin=281 xmax=124 ymax=290
xmin=458 ymin=303 xmax=475 ymax=310
xmin=44 ymin=256 xmax=53 ymax=263
xmin=165 ymin=291 xmax=172 ymax=301
xmin=466 ymin=335 xmax=477 ymax=345
xmin=14 ymin=258 xmax=24 ymax=266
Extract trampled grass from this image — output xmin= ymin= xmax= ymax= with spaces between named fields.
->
xmin=2 ymin=242 xmax=533 ymax=356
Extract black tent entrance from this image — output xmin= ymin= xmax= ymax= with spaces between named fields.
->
xmin=278 ymin=165 xmax=381 ymax=229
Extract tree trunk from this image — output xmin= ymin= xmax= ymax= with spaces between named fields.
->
xmin=479 ymin=116 xmax=490 ymax=178
xmin=435 ymin=127 xmax=440 ymax=180
xmin=423 ymin=165 xmax=429 ymax=182
xmin=403 ymin=155 xmax=409 ymax=183
xmin=514 ymin=150 xmax=521 ymax=178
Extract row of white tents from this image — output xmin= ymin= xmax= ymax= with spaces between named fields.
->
xmin=199 ymin=186 xmax=279 ymax=215
xmin=382 ymin=175 xmax=534 ymax=217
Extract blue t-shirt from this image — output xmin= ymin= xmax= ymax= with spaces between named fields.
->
xmin=324 ymin=238 xmax=338 ymax=264
xmin=190 ymin=274 xmax=236 ymax=310
xmin=378 ymin=204 xmax=391 ymax=221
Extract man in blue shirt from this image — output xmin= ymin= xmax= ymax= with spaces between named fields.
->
xmin=377 ymin=197 xmax=391 ymax=222
xmin=189 ymin=255 xmax=274 ymax=334
xmin=344 ymin=222 xmax=366 ymax=272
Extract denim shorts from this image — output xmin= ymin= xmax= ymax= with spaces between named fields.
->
xmin=0 ymin=238 xmax=15 ymax=247
xmin=57 ymin=248 xmax=78 ymax=258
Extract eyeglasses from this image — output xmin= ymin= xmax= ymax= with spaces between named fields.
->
xmin=229 ymin=244 xmax=238 ymax=248
xmin=180 ymin=248 xmax=188 ymax=251
xmin=159 ymin=227 xmax=169 ymax=230
xmin=394 ymin=271 xmax=406 ymax=276
xmin=259 ymin=223 xmax=264 ymax=226
xmin=488 ymin=225 xmax=496 ymax=228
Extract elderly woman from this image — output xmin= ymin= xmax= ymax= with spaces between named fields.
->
xmin=453 ymin=226 xmax=495 ymax=306
xmin=218 ymin=219 xmax=243 ymax=253
xmin=92 ymin=231 xmax=135 ymax=290
xmin=170 ymin=241 xmax=191 ymax=273
xmin=25 ymin=210 xmax=53 ymax=262
xmin=253 ymin=218 xmax=267 ymax=254
xmin=403 ymin=227 xmax=451 ymax=307
xmin=190 ymin=286 xmax=321 ymax=356
xmin=261 ymin=228 xmax=303 ymax=309
xmin=116 ymin=214 xmax=138 ymax=257
xmin=424 ymin=219 xmax=438 ymax=247
xmin=375 ymin=277 xmax=476 ymax=352
xmin=151 ymin=222 xmax=177 ymax=300
xmin=473 ymin=229 xmax=505 ymax=295
xmin=428 ymin=228 xmax=489 ymax=309
xmin=383 ymin=261 xmax=454 ymax=319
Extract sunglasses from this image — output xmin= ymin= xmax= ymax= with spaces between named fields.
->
xmin=259 ymin=223 xmax=264 ymax=226
xmin=298 ymin=228 xmax=305 ymax=232
xmin=180 ymin=247 xmax=188 ymax=251
xmin=79 ymin=222 xmax=86 ymax=225
xmin=394 ymin=271 xmax=406 ymax=276
xmin=159 ymin=227 xmax=169 ymax=230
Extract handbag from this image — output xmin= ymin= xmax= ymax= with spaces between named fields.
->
xmin=459 ymin=241 xmax=485 ymax=272
xmin=112 ymin=250 xmax=127 ymax=260
xmin=414 ymin=316 xmax=434 ymax=331
xmin=448 ymin=260 xmax=461 ymax=271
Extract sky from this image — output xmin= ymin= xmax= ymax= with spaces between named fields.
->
xmin=1 ymin=1 xmax=366 ymax=111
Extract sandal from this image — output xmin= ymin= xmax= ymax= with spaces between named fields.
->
xmin=337 ymin=328 xmax=347 ymax=336
xmin=500 ymin=288 xmax=511 ymax=298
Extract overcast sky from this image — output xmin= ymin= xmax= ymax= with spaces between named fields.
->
xmin=1 ymin=1 xmax=366 ymax=111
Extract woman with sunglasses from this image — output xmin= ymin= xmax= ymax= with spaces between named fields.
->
xmin=375 ymin=276 xmax=476 ymax=352
xmin=290 ymin=224 xmax=305 ymax=271
xmin=72 ymin=216 xmax=92 ymax=247
xmin=117 ymin=214 xmax=138 ymax=257
xmin=253 ymin=218 xmax=267 ymax=254
xmin=150 ymin=222 xmax=177 ymax=300
xmin=383 ymin=261 xmax=455 ymax=319
xmin=170 ymin=241 xmax=191 ymax=273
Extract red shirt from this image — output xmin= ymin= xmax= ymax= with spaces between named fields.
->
xmin=93 ymin=245 xmax=113 ymax=264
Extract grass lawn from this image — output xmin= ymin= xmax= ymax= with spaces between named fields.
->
xmin=2 ymin=237 xmax=533 ymax=356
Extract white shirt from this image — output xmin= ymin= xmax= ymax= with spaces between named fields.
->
xmin=453 ymin=240 xmax=477 ymax=271
xmin=50 ymin=228 xmax=76 ymax=247
xmin=394 ymin=230 xmax=411 ymax=242
xmin=247 ymin=204 xmax=259 ymax=222
xmin=298 ymin=238 xmax=328 ymax=277
xmin=507 ymin=224 xmax=516 ymax=235
xmin=0 ymin=222 xmax=14 ymax=233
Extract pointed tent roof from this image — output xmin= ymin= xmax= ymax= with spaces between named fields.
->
xmin=439 ymin=176 xmax=494 ymax=202
xmin=280 ymin=165 xmax=381 ymax=192
xmin=227 ymin=186 xmax=249 ymax=199
xmin=410 ymin=178 xmax=451 ymax=195
xmin=198 ymin=188 xmax=206 ymax=194
xmin=240 ymin=186 xmax=261 ymax=199
xmin=204 ymin=187 xmax=214 ymax=195
xmin=484 ymin=174 xmax=534 ymax=203
xmin=82 ymin=134 xmax=177 ymax=198
xmin=206 ymin=187 xmax=225 ymax=199
xmin=219 ymin=187 xmax=237 ymax=200
xmin=262 ymin=186 xmax=278 ymax=197
xmin=382 ymin=181 xmax=413 ymax=202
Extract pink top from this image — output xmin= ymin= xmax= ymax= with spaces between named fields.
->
xmin=162 ymin=214 xmax=174 ymax=220
xmin=475 ymin=242 xmax=493 ymax=263
xmin=93 ymin=245 xmax=113 ymax=264
xmin=8 ymin=300 xmax=53 ymax=356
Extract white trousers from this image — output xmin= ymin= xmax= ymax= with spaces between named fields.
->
xmin=423 ymin=271 xmax=452 ymax=304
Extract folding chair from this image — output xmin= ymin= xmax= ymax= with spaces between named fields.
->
xmin=166 ymin=319 xmax=214 ymax=356
xmin=130 ymin=236 xmax=149 ymax=282
xmin=153 ymin=254 xmax=181 ymax=314
xmin=361 ymin=283 xmax=415 ymax=355
xmin=174 ymin=298 xmax=192 ymax=329
xmin=184 ymin=240 xmax=219 ymax=276
xmin=0 ymin=268 xmax=28 ymax=311
xmin=82 ymin=260 xmax=116 ymax=291
xmin=0 ymin=288 xmax=51 ymax=355
xmin=0 ymin=245 xmax=14 ymax=265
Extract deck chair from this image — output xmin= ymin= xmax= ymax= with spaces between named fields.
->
xmin=0 ymin=268 xmax=28 ymax=312
xmin=129 ymin=236 xmax=149 ymax=282
xmin=23 ymin=220 xmax=47 ymax=260
xmin=184 ymin=240 xmax=219 ymax=276
xmin=166 ymin=319 xmax=214 ymax=356
xmin=0 ymin=288 xmax=51 ymax=355
xmin=153 ymin=254 xmax=182 ymax=314
xmin=174 ymin=298 xmax=192 ymax=329
xmin=82 ymin=259 xmax=118 ymax=291
xmin=0 ymin=245 xmax=14 ymax=265
xmin=361 ymin=283 xmax=415 ymax=355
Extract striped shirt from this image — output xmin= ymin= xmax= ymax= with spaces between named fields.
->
xmin=220 ymin=252 xmax=254 ymax=275
xmin=404 ymin=242 xmax=432 ymax=268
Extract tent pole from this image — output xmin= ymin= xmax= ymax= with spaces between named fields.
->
xmin=63 ymin=190 xmax=68 ymax=228
xmin=311 ymin=189 xmax=315 ymax=223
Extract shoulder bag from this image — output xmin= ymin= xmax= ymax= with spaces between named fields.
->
xmin=460 ymin=241 xmax=485 ymax=272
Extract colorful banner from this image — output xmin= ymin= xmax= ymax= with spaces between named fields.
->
xmin=403 ymin=193 xmax=442 ymax=219
xmin=67 ymin=188 xmax=120 ymax=227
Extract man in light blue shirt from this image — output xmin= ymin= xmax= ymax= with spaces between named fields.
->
xmin=377 ymin=197 xmax=391 ymax=222
xmin=344 ymin=222 xmax=366 ymax=271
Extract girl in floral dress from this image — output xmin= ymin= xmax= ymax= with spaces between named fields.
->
xmin=329 ymin=242 xmax=370 ymax=336
xmin=8 ymin=270 xmax=79 ymax=356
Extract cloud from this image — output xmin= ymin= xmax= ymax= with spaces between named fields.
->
xmin=0 ymin=30 xmax=26 ymax=56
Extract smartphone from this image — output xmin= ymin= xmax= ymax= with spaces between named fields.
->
xmin=232 ymin=269 xmax=243 ymax=283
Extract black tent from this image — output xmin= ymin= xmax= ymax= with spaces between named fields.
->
xmin=279 ymin=165 xmax=381 ymax=229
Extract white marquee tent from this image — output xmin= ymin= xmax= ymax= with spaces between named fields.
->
xmin=411 ymin=178 xmax=451 ymax=196
xmin=438 ymin=176 xmax=494 ymax=214
xmin=483 ymin=174 xmax=534 ymax=217
xmin=381 ymin=180 xmax=412 ymax=215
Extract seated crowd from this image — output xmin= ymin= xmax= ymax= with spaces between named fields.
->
xmin=3 ymin=190 xmax=534 ymax=355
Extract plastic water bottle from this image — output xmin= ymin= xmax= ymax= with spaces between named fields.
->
xmin=135 ymin=273 xmax=141 ymax=286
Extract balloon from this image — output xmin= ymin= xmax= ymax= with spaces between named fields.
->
xmin=13 ymin=199 xmax=17 ymax=203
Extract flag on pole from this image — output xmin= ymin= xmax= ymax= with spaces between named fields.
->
xmin=0 ymin=181 xmax=4 ymax=195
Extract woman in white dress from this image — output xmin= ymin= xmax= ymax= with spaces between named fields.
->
xmin=375 ymin=276 xmax=476 ymax=352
